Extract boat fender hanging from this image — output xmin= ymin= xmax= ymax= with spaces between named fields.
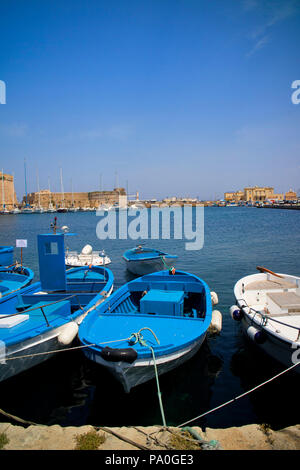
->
xmin=81 ymin=244 xmax=93 ymax=255
xmin=247 ymin=325 xmax=266 ymax=344
xmin=230 ymin=305 xmax=243 ymax=321
xmin=100 ymin=346 xmax=138 ymax=364
xmin=211 ymin=292 xmax=219 ymax=305
xmin=209 ymin=310 xmax=222 ymax=334
xmin=58 ymin=322 xmax=79 ymax=345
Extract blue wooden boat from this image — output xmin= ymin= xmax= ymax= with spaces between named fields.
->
xmin=79 ymin=270 xmax=212 ymax=392
xmin=0 ymin=265 xmax=34 ymax=298
xmin=0 ymin=232 xmax=114 ymax=383
xmin=0 ymin=246 xmax=14 ymax=266
xmin=123 ymin=246 xmax=178 ymax=276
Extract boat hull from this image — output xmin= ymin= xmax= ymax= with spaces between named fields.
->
xmin=83 ymin=333 xmax=206 ymax=393
xmin=238 ymin=312 xmax=300 ymax=372
xmin=233 ymin=272 xmax=300 ymax=373
xmin=0 ymin=284 xmax=113 ymax=383
xmin=0 ymin=247 xmax=14 ymax=267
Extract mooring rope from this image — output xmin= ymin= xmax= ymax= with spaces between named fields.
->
xmin=178 ymin=360 xmax=300 ymax=428
xmin=129 ymin=327 xmax=167 ymax=427
xmin=1 ymin=336 xmax=133 ymax=361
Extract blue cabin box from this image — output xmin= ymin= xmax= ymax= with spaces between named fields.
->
xmin=37 ymin=234 xmax=67 ymax=291
xmin=140 ymin=289 xmax=184 ymax=316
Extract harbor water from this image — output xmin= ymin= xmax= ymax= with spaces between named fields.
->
xmin=0 ymin=207 xmax=299 ymax=430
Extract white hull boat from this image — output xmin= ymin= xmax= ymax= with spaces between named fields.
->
xmin=231 ymin=267 xmax=300 ymax=372
xmin=65 ymin=244 xmax=111 ymax=267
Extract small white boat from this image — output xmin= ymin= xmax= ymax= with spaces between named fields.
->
xmin=65 ymin=244 xmax=111 ymax=267
xmin=231 ymin=266 xmax=300 ymax=372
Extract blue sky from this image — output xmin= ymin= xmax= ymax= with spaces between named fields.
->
xmin=0 ymin=0 xmax=299 ymax=200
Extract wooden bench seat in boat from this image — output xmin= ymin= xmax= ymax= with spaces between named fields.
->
xmin=266 ymin=292 xmax=300 ymax=316
xmin=245 ymin=279 xmax=297 ymax=291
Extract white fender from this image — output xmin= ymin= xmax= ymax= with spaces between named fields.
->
xmin=81 ymin=244 xmax=93 ymax=255
xmin=209 ymin=310 xmax=222 ymax=334
xmin=247 ymin=325 xmax=265 ymax=344
xmin=211 ymin=292 xmax=219 ymax=305
xmin=58 ymin=322 xmax=79 ymax=345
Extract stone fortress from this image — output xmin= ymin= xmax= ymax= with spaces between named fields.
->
xmin=0 ymin=170 xmax=127 ymax=209
xmin=25 ymin=188 xmax=127 ymax=209
xmin=0 ymin=171 xmax=18 ymax=209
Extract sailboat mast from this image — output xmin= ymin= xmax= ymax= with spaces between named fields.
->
xmin=12 ymin=172 xmax=15 ymax=208
xmin=1 ymin=169 xmax=4 ymax=209
xmin=71 ymin=178 xmax=74 ymax=207
xmin=60 ymin=167 xmax=65 ymax=207
xmin=37 ymin=169 xmax=41 ymax=208
xmin=24 ymin=159 xmax=28 ymax=206
xmin=48 ymin=177 xmax=52 ymax=207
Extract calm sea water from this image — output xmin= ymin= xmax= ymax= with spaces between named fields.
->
xmin=0 ymin=207 xmax=299 ymax=430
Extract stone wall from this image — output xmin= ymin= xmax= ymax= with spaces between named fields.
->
xmin=0 ymin=172 xmax=18 ymax=209
xmin=24 ymin=188 xmax=126 ymax=209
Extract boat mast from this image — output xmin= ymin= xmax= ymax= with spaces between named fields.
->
xmin=60 ymin=167 xmax=65 ymax=208
xmin=1 ymin=169 xmax=5 ymax=210
xmin=48 ymin=176 xmax=52 ymax=208
xmin=12 ymin=172 xmax=15 ymax=208
xmin=37 ymin=169 xmax=41 ymax=208
xmin=24 ymin=159 xmax=28 ymax=207
xmin=71 ymin=178 xmax=74 ymax=207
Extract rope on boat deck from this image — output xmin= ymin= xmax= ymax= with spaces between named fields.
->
xmin=129 ymin=327 xmax=167 ymax=428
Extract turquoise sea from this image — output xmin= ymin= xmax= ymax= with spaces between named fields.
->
xmin=0 ymin=207 xmax=299 ymax=430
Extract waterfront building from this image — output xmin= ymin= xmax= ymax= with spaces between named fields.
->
xmin=285 ymin=189 xmax=297 ymax=201
xmin=225 ymin=186 xmax=284 ymax=203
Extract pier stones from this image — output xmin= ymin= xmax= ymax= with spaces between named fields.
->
xmin=0 ymin=422 xmax=299 ymax=450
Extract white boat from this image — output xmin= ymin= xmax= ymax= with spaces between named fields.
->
xmin=231 ymin=266 xmax=300 ymax=372
xmin=65 ymin=244 xmax=111 ymax=267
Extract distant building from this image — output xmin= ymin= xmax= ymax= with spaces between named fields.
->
xmin=224 ymin=191 xmax=244 ymax=202
xmin=0 ymin=171 xmax=18 ymax=209
xmin=285 ymin=189 xmax=297 ymax=201
xmin=225 ymin=186 xmax=284 ymax=203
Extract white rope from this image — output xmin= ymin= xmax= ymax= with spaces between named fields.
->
xmin=2 ymin=336 xmax=132 ymax=361
xmin=178 ymin=360 xmax=300 ymax=428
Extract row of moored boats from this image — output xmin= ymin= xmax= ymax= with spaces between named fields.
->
xmin=0 ymin=226 xmax=299 ymax=394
